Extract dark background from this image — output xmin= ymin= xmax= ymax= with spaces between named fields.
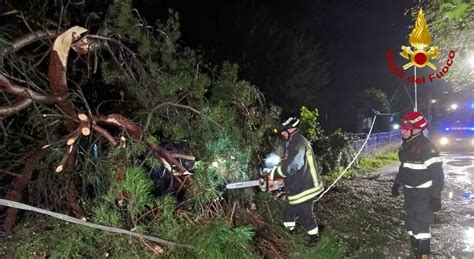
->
xmin=134 ymin=0 xmax=456 ymax=132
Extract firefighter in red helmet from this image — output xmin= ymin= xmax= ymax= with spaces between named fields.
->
xmin=391 ymin=111 xmax=444 ymax=258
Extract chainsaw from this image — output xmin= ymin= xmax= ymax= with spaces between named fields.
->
xmin=225 ymin=152 xmax=284 ymax=192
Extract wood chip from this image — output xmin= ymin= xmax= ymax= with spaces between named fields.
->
xmin=78 ymin=113 xmax=88 ymax=121
xmin=81 ymin=126 xmax=90 ymax=136
xmin=152 ymin=244 xmax=164 ymax=254
xmin=55 ymin=165 xmax=63 ymax=173
xmin=67 ymin=137 xmax=76 ymax=146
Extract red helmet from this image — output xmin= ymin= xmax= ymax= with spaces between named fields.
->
xmin=401 ymin=112 xmax=427 ymax=130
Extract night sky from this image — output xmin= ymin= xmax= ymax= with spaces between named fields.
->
xmin=137 ymin=0 xmax=453 ymax=132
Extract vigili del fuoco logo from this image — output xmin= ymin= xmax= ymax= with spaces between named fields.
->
xmin=386 ymin=9 xmax=455 ymax=84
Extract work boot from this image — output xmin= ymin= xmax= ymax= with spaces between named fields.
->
xmin=416 ymin=238 xmax=430 ymax=259
xmin=410 ymin=236 xmax=418 ymax=255
xmin=306 ymin=234 xmax=320 ymax=247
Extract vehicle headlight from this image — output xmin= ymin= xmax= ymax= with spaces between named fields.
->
xmin=440 ymin=137 xmax=449 ymax=145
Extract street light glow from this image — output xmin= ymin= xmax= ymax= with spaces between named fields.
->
xmin=450 ymin=103 xmax=458 ymax=110
xmin=468 ymin=55 xmax=474 ymax=67
xmin=431 ymin=99 xmax=437 ymax=103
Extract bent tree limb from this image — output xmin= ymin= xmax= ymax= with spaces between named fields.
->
xmin=0 ymin=199 xmax=193 ymax=249
xmin=48 ymin=26 xmax=88 ymax=131
xmin=0 ymin=75 xmax=66 ymax=117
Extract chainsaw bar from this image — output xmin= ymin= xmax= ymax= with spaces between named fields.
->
xmin=226 ymin=180 xmax=262 ymax=190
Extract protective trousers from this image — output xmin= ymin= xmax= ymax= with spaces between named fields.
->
xmin=404 ymin=187 xmax=432 ymax=258
xmin=282 ymin=199 xmax=318 ymax=235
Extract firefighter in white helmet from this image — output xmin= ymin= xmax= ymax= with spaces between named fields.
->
xmin=270 ymin=117 xmax=324 ymax=247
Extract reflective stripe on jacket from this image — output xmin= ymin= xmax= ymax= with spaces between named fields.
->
xmin=395 ymin=134 xmax=444 ymax=198
xmin=276 ymin=131 xmax=324 ymax=205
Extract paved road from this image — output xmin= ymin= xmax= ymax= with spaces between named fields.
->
xmin=432 ymin=150 xmax=474 ymax=257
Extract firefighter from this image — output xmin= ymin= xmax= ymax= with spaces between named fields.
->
xmin=391 ymin=112 xmax=444 ymax=259
xmin=270 ymin=117 xmax=324 ymax=247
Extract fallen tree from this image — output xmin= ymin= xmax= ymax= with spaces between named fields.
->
xmin=0 ymin=1 xmax=283 ymax=257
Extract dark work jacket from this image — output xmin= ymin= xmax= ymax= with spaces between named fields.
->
xmin=395 ymin=134 xmax=444 ymax=199
xmin=274 ymin=131 xmax=324 ymax=205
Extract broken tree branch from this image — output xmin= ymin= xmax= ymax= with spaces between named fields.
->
xmin=148 ymin=142 xmax=191 ymax=176
xmin=91 ymin=124 xmax=117 ymax=146
xmin=171 ymin=154 xmax=196 ymax=161
xmin=0 ymin=75 xmax=66 ymax=117
xmin=0 ymin=30 xmax=57 ymax=58
xmin=0 ymin=98 xmax=32 ymax=117
xmin=0 ymin=75 xmax=65 ymax=103
xmin=93 ymin=113 xmax=142 ymax=139
xmin=48 ymin=26 xmax=87 ymax=131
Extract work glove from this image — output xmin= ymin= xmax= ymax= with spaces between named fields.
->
xmin=429 ymin=198 xmax=442 ymax=211
xmin=391 ymin=183 xmax=400 ymax=197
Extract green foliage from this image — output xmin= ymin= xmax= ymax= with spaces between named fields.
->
xmin=183 ymin=219 xmax=256 ymax=258
xmin=149 ymin=195 xmax=182 ymax=240
xmin=325 ymin=129 xmax=355 ymax=170
xmin=186 ymin=161 xmax=225 ymax=211
xmin=93 ymin=204 xmax=122 ymax=227
xmin=356 ymin=88 xmax=389 ymax=113
xmin=14 ymin=217 xmax=157 ymax=258
xmin=299 ymin=106 xmax=323 ymax=142
xmin=298 ymin=106 xmax=356 ymax=174
xmin=422 ymin=0 xmax=473 ymax=91
xmin=104 ymin=166 xmax=154 ymax=219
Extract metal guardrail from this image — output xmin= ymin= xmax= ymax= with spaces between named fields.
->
xmin=351 ymin=130 xmax=401 ymax=155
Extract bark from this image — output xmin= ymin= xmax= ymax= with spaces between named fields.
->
xmin=0 ymin=75 xmax=65 ymax=103
xmin=116 ymin=136 xmax=127 ymax=182
xmin=0 ymin=98 xmax=32 ymax=117
xmin=0 ymin=30 xmax=57 ymax=58
xmin=45 ymin=27 xmax=88 ymax=218
xmin=0 ymin=75 xmax=65 ymax=117
xmin=48 ymin=26 xmax=87 ymax=131
xmin=148 ymin=143 xmax=191 ymax=176
xmin=2 ymin=152 xmax=42 ymax=231
xmin=93 ymin=114 xmax=142 ymax=139
xmin=91 ymin=124 xmax=117 ymax=146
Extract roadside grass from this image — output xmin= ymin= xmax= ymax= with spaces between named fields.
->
xmin=323 ymin=148 xmax=399 ymax=184
xmin=357 ymin=149 xmax=399 ymax=172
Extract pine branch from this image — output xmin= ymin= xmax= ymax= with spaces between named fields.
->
xmin=0 ymin=74 xmax=65 ymax=117
xmin=0 ymin=30 xmax=57 ymax=58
